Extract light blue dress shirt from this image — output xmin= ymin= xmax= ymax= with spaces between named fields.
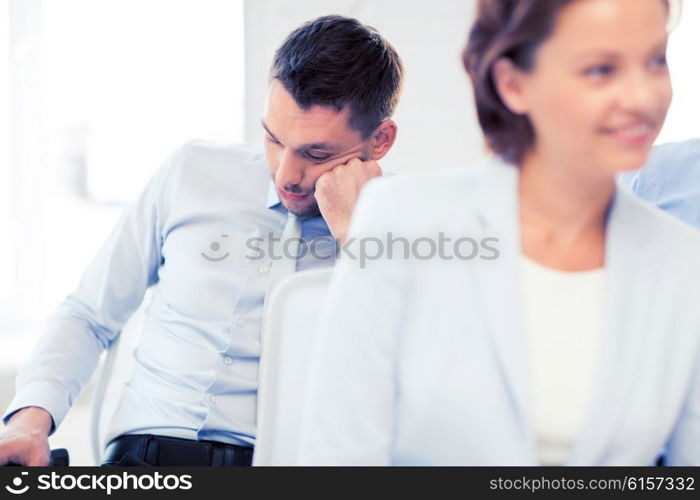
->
xmin=619 ymin=138 xmax=700 ymax=229
xmin=3 ymin=140 xmax=336 ymax=447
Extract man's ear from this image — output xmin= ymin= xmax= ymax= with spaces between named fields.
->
xmin=492 ymin=58 xmax=529 ymax=115
xmin=369 ymin=119 xmax=398 ymax=161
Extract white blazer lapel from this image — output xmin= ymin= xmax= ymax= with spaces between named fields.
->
xmin=467 ymin=159 xmax=537 ymax=462
xmin=567 ymin=188 xmax=651 ymax=464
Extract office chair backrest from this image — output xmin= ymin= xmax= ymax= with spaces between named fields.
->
xmin=253 ymin=267 xmax=334 ymax=466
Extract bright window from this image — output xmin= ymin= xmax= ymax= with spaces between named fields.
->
xmin=0 ymin=2 xmax=10 ymax=303
xmin=1 ymin=0 xmax=244 ymax=322
xmin=657 ymin=0 xmax=700 ymax=144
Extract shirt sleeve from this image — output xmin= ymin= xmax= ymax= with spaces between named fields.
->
xmin=665 ymin=352 xmax=700 ymax=465
xmin=2 ymin=147 xmax=183 ymax=434
xmin=297 ymin=178 xmax=410 ymax=465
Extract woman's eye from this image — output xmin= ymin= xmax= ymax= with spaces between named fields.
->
xmin=585 ymin=64 xmax=615 ymax=78
xmin=650 ymin=54 xmax=667 ymax=69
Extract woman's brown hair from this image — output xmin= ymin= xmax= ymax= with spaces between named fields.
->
xmin=463 ymin=0 xmax=670 ymax=166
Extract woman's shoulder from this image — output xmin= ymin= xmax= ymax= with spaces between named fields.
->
xmin=365 ymin=156 xmax=514 ymax=210
xmin=351 ymin=156 xmax=515 ymax=237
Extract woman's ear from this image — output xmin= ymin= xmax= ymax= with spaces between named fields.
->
xmin=369 ymin=119 xmax=398 ymax=161
xmin=492 ymin=58 xmax=530 ymax=115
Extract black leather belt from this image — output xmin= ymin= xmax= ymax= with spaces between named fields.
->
xmin=102 ymin=434 xmax=254 ymax=467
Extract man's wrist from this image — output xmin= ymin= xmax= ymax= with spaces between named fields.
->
xmin=328 ymin=223 xmax=348 ymax=247
xmin=8 ymin=406 xmax=53 ymax=435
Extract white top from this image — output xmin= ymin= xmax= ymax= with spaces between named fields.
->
xmin=520 ymin=256 xmax=606 ymax=466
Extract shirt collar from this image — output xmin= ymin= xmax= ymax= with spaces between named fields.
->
xmin=265 ymin=179 xmax=331 ymax=234
xmin=266 ymin=180 xmax=282 ymax=209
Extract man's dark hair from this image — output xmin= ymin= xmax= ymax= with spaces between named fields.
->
xmin=271 ymin=15 xmax=403 ymax=139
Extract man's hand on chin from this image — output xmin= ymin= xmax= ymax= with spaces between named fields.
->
xmin=315 ymin=158 xmax=383 ymax=245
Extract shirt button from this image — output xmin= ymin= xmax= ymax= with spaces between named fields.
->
xmin=258 ymin=265 xmax=269 ymax=274
xmin=236 ymin=317 xmax=246 ymax=328
xmin=209 ymin=395 xmax=218 ymax=405
xmin=223 ymin=356 xmax=233 ymax=365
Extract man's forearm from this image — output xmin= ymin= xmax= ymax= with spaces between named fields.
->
xmin=3 ymin=303 xmax=110 ymax=433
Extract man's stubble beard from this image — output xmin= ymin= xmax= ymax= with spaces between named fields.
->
xmin=285 ymin=197 xmax=322 ymax=218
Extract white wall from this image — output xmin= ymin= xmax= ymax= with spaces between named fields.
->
xmin=243 ymin=0 xmax=487 ymax=173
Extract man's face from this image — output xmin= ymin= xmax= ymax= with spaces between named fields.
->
xmin=262 ymin=79 xmax=373 ymax=217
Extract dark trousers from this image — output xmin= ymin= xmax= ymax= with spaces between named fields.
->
xmin=101 ymin=434 xmax=254 ymax=466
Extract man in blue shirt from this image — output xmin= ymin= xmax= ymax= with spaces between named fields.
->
xmin=0 ymin=15 xmax=403 ymax=466
xmin=620 ymin=138 xmax=700 ymax=229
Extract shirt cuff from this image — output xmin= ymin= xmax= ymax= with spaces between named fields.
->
xmin=2 ymin=380 xmax=71 ymax=435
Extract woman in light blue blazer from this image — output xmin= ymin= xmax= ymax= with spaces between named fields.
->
xmin=299 ymin=0 xmax=700 ymax=465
